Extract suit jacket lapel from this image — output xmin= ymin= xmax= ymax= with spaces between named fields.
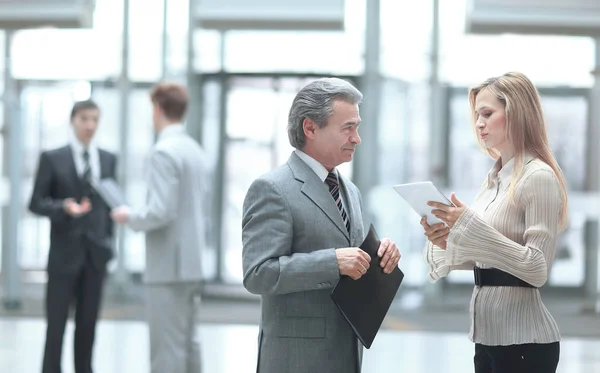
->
xmin=62 ymin=146 xmax=83 ymax=196
xmin=288 ymin=153 xmax=351 ymax=242
xmin=98 ymin=150 xmax=111 ymax=179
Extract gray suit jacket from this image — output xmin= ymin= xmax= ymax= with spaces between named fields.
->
xmin=242 ymin=152 xmax=365 ymax=373
xmin=128 ymin=125 xmax=208 ymax=284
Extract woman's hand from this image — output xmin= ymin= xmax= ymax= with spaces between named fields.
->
xmin=428 ymin=192 xmax=466 ymax=229
xmin=420 ymin=217 xmax=450 ymax=249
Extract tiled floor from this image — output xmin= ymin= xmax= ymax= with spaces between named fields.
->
xmin=2 ymin=318 xmax=600 ymax=373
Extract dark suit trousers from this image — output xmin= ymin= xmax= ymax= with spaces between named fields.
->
xmin=42 ymin=253 xmax=106 ymax=373
xmin=474 ymin=342 xmax=560 ymax=373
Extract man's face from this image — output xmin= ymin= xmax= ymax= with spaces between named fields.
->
xmin=71 ymin=108 xmax=99 ymax=145
xmin=309 ymin=100 xmax=361 ymax=170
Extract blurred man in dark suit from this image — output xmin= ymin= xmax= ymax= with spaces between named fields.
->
xmin=29 ymin=100 xmax=118 ymax=373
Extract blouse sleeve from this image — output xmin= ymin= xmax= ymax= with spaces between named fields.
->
xmin=423 ymin=240 xmax=475 ymax=283
xmin=444 ymin=170 xmax=562 ymax=287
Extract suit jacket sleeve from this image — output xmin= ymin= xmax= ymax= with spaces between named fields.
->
xmin=107 ymin=153 xmax=118 ymax=237
xmin=127 ymin=149 xmax=179 ymax=232
xmin=242 ymin=178 xmax=341 ymax=296
xmin=28 ymin=151 xmax=68 ymax=223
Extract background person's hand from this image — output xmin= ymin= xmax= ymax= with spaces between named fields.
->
xmin=110 ymin=205 xmax=131 ymax=224
xmin=63 ymin=198 xmax=92 ymax=217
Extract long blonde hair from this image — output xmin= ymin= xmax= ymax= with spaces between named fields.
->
xmin=468 ymin=72 xmax=568 ymax=228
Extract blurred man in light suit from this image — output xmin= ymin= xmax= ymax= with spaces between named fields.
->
xmin=242 ymin=78 xmax=402 ymax=373
xmin=111 ymin=83 xmax=208 ymax=373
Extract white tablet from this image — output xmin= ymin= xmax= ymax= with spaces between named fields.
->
xmin=392 ymin=181 xmax=454 ymax=226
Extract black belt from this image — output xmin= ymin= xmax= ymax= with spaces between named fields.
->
xmin=474 ymin=267 xmax=536 ymax=288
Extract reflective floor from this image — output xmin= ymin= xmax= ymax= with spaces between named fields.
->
xmin=2 ymin=318 xmax=600 ymax=373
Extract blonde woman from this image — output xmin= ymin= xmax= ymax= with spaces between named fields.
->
xmin=421 ymin=72 xmax=567 ymax=373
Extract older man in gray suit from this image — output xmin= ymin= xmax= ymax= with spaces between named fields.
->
xmin=111 ymin=83 xmax=207 ymax=373
xmin=242 ymin=78 xmax=401 ymax=373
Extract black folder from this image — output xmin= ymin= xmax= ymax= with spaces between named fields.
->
xmin=91 ymin=178 xmax=126 ymax=209
xmin=331 ymin=224 xmax=404 ymax=349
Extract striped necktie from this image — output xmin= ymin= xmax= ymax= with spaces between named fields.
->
xmin=325 ymin=172 xmax=350 ymax=233
xmin=81 ymin=149 xmax=94 ymax=198
xmin=82 ymin=150 xmax=91 ymax=182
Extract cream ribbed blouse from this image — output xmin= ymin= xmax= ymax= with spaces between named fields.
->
xmin=424 ymin=154 xmax=562 ymax=346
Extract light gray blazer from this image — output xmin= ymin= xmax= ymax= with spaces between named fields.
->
xmin=242 ymin=152 xmax=365 ymax=373
xmin=128 ymin=125 xmax=208 ymax=284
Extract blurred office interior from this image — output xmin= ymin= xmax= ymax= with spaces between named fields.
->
xmin=2 ymin=0 xmax=600 ymax=372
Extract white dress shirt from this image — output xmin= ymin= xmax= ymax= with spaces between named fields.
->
xmin=70 ymin=134 xmax=101 ymax=181
xmin=294 ymin=149 xmax=349 ymax=215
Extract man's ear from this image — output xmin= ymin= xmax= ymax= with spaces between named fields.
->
xmin=303 ymin=118 xmax=318 ymax=139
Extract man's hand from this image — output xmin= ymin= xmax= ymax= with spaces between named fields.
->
xmin=377 ymin=238 xmax=401 ymax=274
xmin=110 ymin=205 xmax=131 ymax=224
xmin=336 ymin=248 xmax=371 ymax=280
xmin=63 ymin=198 xmax=92 ymax=218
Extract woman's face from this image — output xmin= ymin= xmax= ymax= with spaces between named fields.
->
xmin=474 ymin=88 xmax=510 ymax=153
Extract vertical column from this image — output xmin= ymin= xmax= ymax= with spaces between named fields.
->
xmin=160 ymin=0 xmax=168 ymax=81
xmin=1 ymin=30 xmax=22 ymax=309
xmin=422 ymin=0 xmax=444 ymax=308
xmin=213 ymin=34 xmax=227 ymax=282
xmin=114 ymin=0 xmax=131 ymax=292
xmin=353 ymin=0 xmax=381 ymax=228
xmin=583 ymin=37 xmax=600 ymax=314
xmin=186 ymin=0 xmax=203 ymax=144
xmin=428 ymin=0 xmax=445 ymax=186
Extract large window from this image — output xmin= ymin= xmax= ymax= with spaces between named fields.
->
xmin=2 ymin=0 xmax=597 ymax=291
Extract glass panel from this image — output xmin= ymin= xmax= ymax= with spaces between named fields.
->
xmin=11 ymin=0 xmax=122 ymax=80
xmin=91 ymin=87 xmax=121 ymax=153
xmin=128 ymin=0 xmax=164 ymax=81
xmin=439 ymin=0 xmax=595 ymax=87
xmin=194 ymin=30 xmax=222 ymax=73
xmin=222 ymin=142 xmax=273 ymax=283
xmin=124 ymin=89 xmax=155 ymax=271
xmin=380 ymin=0 xmax=432 ymax=81
xmin=165 ymin=0 xmax=191 ymax=78
xmin=370 ymin=79 xmax=432 ymax=286
xmin=200 ymin=80 xmax=222 ymax=281
xmin=0 ymin=31 xmax=4 ymax=94
xmin=0 ymin=102 xmax=4 ymax=267
xmin=219 ymin=0 xmax=365 ymax=74
xmin=226 ymin=78 xmax=277 ymax=143
xmin=221 ymin=78 xmax=277 ymax=283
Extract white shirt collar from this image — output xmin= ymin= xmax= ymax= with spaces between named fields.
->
xmin=69 ymin=132 xmax=97 ymax=155
xmin=487 ymin=153 xmax=535 ymax=187
xmin=158 ymin=123 xmax=184 ymax=140
xmin=294 ymin=149 xmax=338 ymax=183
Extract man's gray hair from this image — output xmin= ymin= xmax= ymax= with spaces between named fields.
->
xmin=287 ymin=78 xmax=363 ymax=149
